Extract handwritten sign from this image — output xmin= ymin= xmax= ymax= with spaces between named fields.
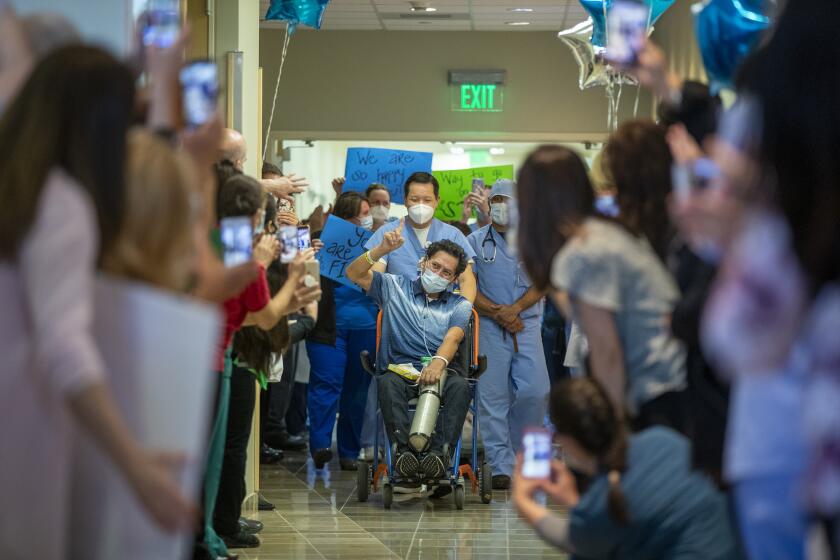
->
xmin=343 ymin=148 xmax=433 ymax=205
xmin=433 ymin=165 xmax=515 ymax=221
xmin=316 ymin=215 xmax=373 ymax=291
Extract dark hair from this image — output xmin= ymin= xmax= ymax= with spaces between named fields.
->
xmin=365 ymin=183 xmax=390 ymax=199
xmin=262 ymin=161 xmax=282 ymax=178
xmin=657 ymin=80 xmax=721 ymax=145
xmin=516 ymin=146 xmax=595 ymax=291
xmin=0 ymin=45 xmax=135 ymax=260
xmin=333 ymin=191 xmax=368 ymax=221
xmin=447 ymin=220 xmax=473 ymax=238
xmin=233 ymin=261 xmax=290 ymax=373
xmin=605 ymin=120 xmax=674 ymax=260
xmin=549 ymin=378 xmax=630 ymax=525
xmin=403 ymin=171 xmax=439 ymax=199
xmin=426 ymin=239 xmax=467 ymax=277
xmin=264 ymin=195 xmax=278 ymax=232
xmin=737 ymin=0 xmax=840 ymax=290
xmin=217 ymin=174 xmax=265 ymax=220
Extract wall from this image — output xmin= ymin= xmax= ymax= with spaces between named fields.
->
xmin=259 ymin=30 xmax=654 ymax=143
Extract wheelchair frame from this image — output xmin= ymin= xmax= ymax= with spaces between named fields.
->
xmin=358 ymin=309 xmax=491 ymax=510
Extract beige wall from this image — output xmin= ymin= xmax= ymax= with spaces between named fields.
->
xmin=259 ymin=30 xmax=654 ymax=142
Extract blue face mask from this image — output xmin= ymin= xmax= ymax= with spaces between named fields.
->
xmin=420 ymin=268 xmax=450 ymax=294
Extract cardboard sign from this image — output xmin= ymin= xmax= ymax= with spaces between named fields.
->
xmin=316 ymin=215 xmax=373 ymax=291
xmin=433 ymin=165 xmax=515 ymax=221
xmin=343 ymin=147 xmax=433 ymax=205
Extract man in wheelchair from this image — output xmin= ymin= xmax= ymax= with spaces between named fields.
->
xmin=347 ymin=222 xmax=473 ymax=482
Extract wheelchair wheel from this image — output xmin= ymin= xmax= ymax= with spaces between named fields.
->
xmin=357 ymin=461 xmax=369 ymax=502
xmin=479 ymin=462 xmax=492 ymax=504
xmin=383 ymin=481 xmax=393 ymax=510
xmin=453 ymin=484 xmax=465 ymax=510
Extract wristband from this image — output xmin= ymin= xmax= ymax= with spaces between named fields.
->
xmin=364 ymin=250 xmax=376 ymax=265
xmin=431 ymin=355 xmax=449 ymax=367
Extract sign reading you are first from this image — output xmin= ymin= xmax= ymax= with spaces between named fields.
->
xmin=343 ymin=148 xmax=433 ymax=205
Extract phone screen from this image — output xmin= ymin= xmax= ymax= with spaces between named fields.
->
xmin=296 ymin=226 xmax=311 ymax=250
xmin=278 ymin=225 xmax=299 ymax=263
xmin=606 ymin=1 xmax=649 ymax=66
xmin=180 ymin=61 xmax=218 ymax=128
xmin=471 ymin=178 xmax=485 ymax=195
xmin=220 ymin=217 xmax=252 ymax=267
xmin=142 ymin=0 xmax=180 ymax=48
xmin=522 ymin=428 xmax=552 ymax=479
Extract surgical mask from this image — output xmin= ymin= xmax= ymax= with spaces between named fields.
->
xmin=370 ymin=205 xmax=390 ymax=222
xmin=408 ymin=204 xmax=434 ymax=225
xmin=359 ymin=215 xmax=374 ymax=230
xmin=490 ymin=202 xmax=509 ymax=225
xmin=420 ymin=268 xmax=450 ymax=294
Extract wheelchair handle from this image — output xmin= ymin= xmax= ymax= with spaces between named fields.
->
xmin=359 ymin=350 xmax=376 ymax=377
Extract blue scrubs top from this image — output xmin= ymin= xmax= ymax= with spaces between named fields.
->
xmin=333 ymin=284 xmax=378 ymax=331
xmin=365 ymin=218 xmax=477 ymax=280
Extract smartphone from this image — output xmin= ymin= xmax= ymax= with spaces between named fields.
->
xmin=278 ymin=225 xmax=298 ymax=263
xmin=220 ymin=217 xmax=253 ymax=267
xmin=180 ymin=60 xmax=218 ymax=128
xmin=142 ymin=0 xmax=180 ymax=48
xmin=296 ymin=225 xmax=311 ymax=250
xmin=277 ymin=197 xmax=294 ymax=213
xmin=471 ymin=178 xmax=485 ymax=195
xmin=606 ymin=1 xmax=649 ymax=66
xmin=522 ymin=428 xmax=553 ymax=479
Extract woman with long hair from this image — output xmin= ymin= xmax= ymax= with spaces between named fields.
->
xmin=512 ymin=378 xmax=739 ymax=559
xmin=0 ymin=46 xmax=194 ymax=559
xmin=517 ymin=129 xmax=687 ymax=431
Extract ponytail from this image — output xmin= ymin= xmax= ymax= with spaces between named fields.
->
xmin=604 ymin=428 xmax=630 ymax=525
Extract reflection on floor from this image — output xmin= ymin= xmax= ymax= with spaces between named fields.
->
xmin=231 ymin=449 xmax=569 ymax=560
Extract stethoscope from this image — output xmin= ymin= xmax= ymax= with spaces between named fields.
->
xmin=481 ymin=227 xmax=497 ymax=263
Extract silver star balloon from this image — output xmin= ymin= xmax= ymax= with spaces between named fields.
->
xmin=557 ymin=18 xmax=637 ymax=90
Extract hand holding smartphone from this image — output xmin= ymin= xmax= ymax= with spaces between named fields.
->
xmin=141 ymin=0 xmax=180 ymax=48
xmin=277 ymin=225 xmax=299 ymax=263
xmin=180 ymin=60 xmax=218 ymax=128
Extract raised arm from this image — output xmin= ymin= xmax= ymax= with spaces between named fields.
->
xmin=245 ymin=249 xmax=321 ymax=330
xmin=347 ymin=218 xmax=405 ymax=291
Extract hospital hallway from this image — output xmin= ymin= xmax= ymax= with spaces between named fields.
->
xmin=231 ymin=450 xmax=568 ymax=560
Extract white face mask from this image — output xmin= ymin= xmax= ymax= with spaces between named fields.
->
xmin=370 ymin=205 xmax=390 ymax=222
xmin=490 ymin=202 xmax=509 ymax=226
xmin=407 ymin=204 xmax=434 ymax=225
xmin=420 ymin=268 xmax=450 ymax=294
xmin=359 ymin=215 xmax=374 ymax=230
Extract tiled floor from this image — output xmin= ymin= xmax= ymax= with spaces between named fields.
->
xmin=232 ymin=450 xmax=569 ymax=560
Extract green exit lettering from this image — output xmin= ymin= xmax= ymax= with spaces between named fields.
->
xmin=459 ymin=84 xmax=498 ymax=111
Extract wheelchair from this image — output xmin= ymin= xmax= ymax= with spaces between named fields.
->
xmin=358 ymin=309 xmax=491 ymax=510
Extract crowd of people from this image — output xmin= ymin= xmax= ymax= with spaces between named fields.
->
xmin=1 ymin=0 xmax=839 ymax=559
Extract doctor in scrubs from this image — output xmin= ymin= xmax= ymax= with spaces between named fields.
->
xmin=365 ymin=172 xmax=477 ymax=303
xmin=467 ymin=179 xmax=549 ymax=490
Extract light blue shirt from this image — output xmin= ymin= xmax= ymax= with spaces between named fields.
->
xmin=365 ymin=218 xmax=476 ymax=280
xmin=467 ymin=225 xmax=542 ymax=325
xmin=366 ymin=272 xmax=472 ymax=372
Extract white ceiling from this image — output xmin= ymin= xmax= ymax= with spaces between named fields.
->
xmin=259 ymin=0 xmax=590 ymax=32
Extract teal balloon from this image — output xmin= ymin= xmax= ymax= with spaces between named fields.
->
xmin=693 ymin=0 xmax=771 ymax=89
xmin=578 ymin=0 xmax=676 ymax=48
xmin=265 ymin=0 xmax=330 ymax=32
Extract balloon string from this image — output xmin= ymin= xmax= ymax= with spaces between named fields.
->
xmin=633 ymin=82 xmax=641 ymax=118
xmin=262 ymin=23 xmax=293 ymax=161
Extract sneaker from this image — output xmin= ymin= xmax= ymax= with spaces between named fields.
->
xmin=492 ymin=474 xmax=511 ymax=490
xmin=395 ymin=452 xmax=420 ymax=478
xmin=239 ymin=518 xmax=263 ymax=534
xmin=339 ymin=457 xmax=358 ymax=471
xmin=312 ymin=448 xmax=332 ymax=469
xmin=220 ymin=528 xmax=260 ymax=549
xmin=260 ymin=444 xmax=283 ymax=465
xmin=420 ymin=454 xmax=446 ymax=480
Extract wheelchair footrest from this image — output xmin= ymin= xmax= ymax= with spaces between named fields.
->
xmin=458 ymin=464 xmax=479 ymax=492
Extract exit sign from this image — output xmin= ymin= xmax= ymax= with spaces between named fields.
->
xmin=452 ymin=84 xmax=504 ymax=113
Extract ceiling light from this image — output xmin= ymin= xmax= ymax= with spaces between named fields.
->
xmin=450 ymin=146 xmax=465 ymax=155
xmin=454 ymin=142 xmax=503 ymax=146
xmin=508 ymin=8 xmax=534 ymax=12
xmin=506 ymin=21 xmax=531 ymax=26
xmin=410 ymin=3 xmax=437 ymax=12
xmin=489 ymin=147 xmax=506 ymax=155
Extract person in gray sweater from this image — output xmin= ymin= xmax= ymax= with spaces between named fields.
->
xmin=512 ymin=378 xmax=741 ymax=559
